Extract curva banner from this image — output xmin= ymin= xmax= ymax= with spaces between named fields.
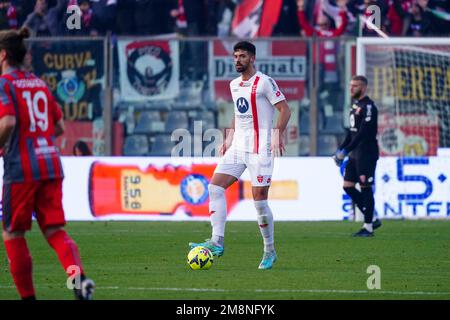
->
xmin=30 ymin=39 xmax=105 ymax=121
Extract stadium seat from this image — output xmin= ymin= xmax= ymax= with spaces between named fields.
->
xmin=321 ymin=112 xmax=344 ymax=134
xmin=134 ymin=111 xmax=164 ymax=134
xmin=192 ymin=111 xmax=216 ymax=131
xmin=148 ymin=134 xmax=175 ymax=156
xmin=299 ymin=135 xmax=310 ymax=156
xmin=166 ymin=111 xmax=189 ymax=133
xmin=317 ymin=134 xmax=338 ymax=156
xmin=300 ymin=112 xmax=310 ymax=134
xmin=123 ymin=135 xmax=149 ymax=156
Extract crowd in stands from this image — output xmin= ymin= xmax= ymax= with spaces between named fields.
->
xmin=0 ymin=0 xmax=449 ymax=38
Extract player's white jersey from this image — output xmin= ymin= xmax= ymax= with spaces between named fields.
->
xmin=230 ymin=71 xmax=286 ymax=154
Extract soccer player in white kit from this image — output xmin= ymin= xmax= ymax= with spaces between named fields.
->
xmin=189 ymin=41 xmax=291 ymax=269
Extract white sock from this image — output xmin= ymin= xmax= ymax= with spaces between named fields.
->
xmin=363 ymin=223 xmax=373 ymax=232
xmin=254 ymin=200 xmax=274 ymax=252
xmin=372 ymin=215 xmax=378 ymax=222
xmin=209 ymin=184 xmax=226 ymax=247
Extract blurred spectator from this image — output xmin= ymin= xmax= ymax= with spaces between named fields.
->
xmin=14 ymin=0 xmax=37 ymax=27
xmin=297 ymin=0 xmax=348 ymax=37
xmin=116 ymin=0 xmax=135 ymax=35
xmin=2 ymin=0 xmax=446 ymax=38
xmin=415 ymin=0 xmax=450 ymax=36
xmin=73 ymin=140 xmax=93 ymax=156
xmin=174 ymin=0 xmax=209 ymax=80
xmin=401 ymin=0 xmax=434 ymax=36
xmin=216 ymin=0 xmax=236 ymax=36
xmin=22 ymin=0 xmax=53 ymax=36
xmin=360 ymin=0 xmax=389 ymax=36
xmin=46 ymin=0 xmax=69 ymax=36
xmin=387 ymin=0 xmax=413 ymax=36
xmin=297 ymin=0 xmax=348 ymax=120
xmin=272 ymin=0 xmax=301 ymax=36
xmin=0 ymin=1 xmax=18 ymax=30
xmin=171 ymin=0 xmax=188 ymax=36
xmin=66 ymin=0 xmax=100 ymax=36
xmin=89 ymin=0 xmax=117 ymax=35
xmin=176 ymin=0 xmax=207 ymax=36
xmin=205 ymin=0 xmax=222 ymax=36
xmin=134 ymin=0 xmax=176 ymax=35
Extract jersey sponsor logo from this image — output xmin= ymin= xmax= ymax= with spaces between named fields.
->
xmin=236 ymin=97 xmax=249 ymax=113
xmin=266 ymin=177 xmax=271 ymax=183
xmin=276 ymin=91 xmax=281 ymax=97
xmin=239 ymin=81 xmax=251 ymax=87
xmin=236 ymin=114 xmax=253 ymax=119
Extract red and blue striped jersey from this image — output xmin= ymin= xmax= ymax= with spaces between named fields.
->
xmin=0 ymin=70 xmax=64 ymax=183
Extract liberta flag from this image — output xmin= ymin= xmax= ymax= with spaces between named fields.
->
xmin=231 ymin=0 xmax=283 ymax=38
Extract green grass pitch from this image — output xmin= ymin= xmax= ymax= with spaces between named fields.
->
xmin=0 ymin=220 xmax=449 ymax=300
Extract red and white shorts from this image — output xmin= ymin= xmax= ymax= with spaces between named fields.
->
xmin=215 ymin=148 xmax=274 ymax=187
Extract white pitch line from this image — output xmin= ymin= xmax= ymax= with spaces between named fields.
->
xmin=97 ymin=287 xmax=450 ymax=296
xmin=2 ymin=285 xmax=447 ymax=296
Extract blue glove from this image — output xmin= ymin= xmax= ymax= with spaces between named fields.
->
xmin=332 ymin=149 xmax=347 ymax=167
xmin=335 ymin=149 xmax=347 ymax=160
xmin=332 ymin=154 xmax=343 ymax=167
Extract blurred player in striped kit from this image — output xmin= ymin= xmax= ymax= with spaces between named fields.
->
xmin=0 ymin=27 xmax=94 ymax=300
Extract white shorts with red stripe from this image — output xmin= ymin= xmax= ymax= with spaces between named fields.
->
xmin=214 ymin=148 xmax=273 ymax=187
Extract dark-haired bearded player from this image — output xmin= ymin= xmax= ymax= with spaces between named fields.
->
xmin=334 ymin=75 xmax=381 ymax=237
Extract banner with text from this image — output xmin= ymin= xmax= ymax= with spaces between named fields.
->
xmin=209 ymin=40 xmax=307 ymax=102
xmin=30 ymin=39 xmax=105 ymax=121
xmin=0 ymin=157 xmax=448 ymax=221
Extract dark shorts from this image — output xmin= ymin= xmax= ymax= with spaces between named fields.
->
xmin=2 ymin=179 xmax=66 ymax=233
xmin=344 ymin=157 xmax=378 ymax=185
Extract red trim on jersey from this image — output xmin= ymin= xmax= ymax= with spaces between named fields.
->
xmin=251 ymin=76 xmax=260 ymax=154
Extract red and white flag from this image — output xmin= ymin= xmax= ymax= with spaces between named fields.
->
xmin=231 ymin=0 xmax=263 ymax=38
xmin=231 ymin=0 xmax=283 ymax=38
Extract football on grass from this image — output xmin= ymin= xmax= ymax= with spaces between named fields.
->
xmin=187 ymin=246 xmax=213 ymax=270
